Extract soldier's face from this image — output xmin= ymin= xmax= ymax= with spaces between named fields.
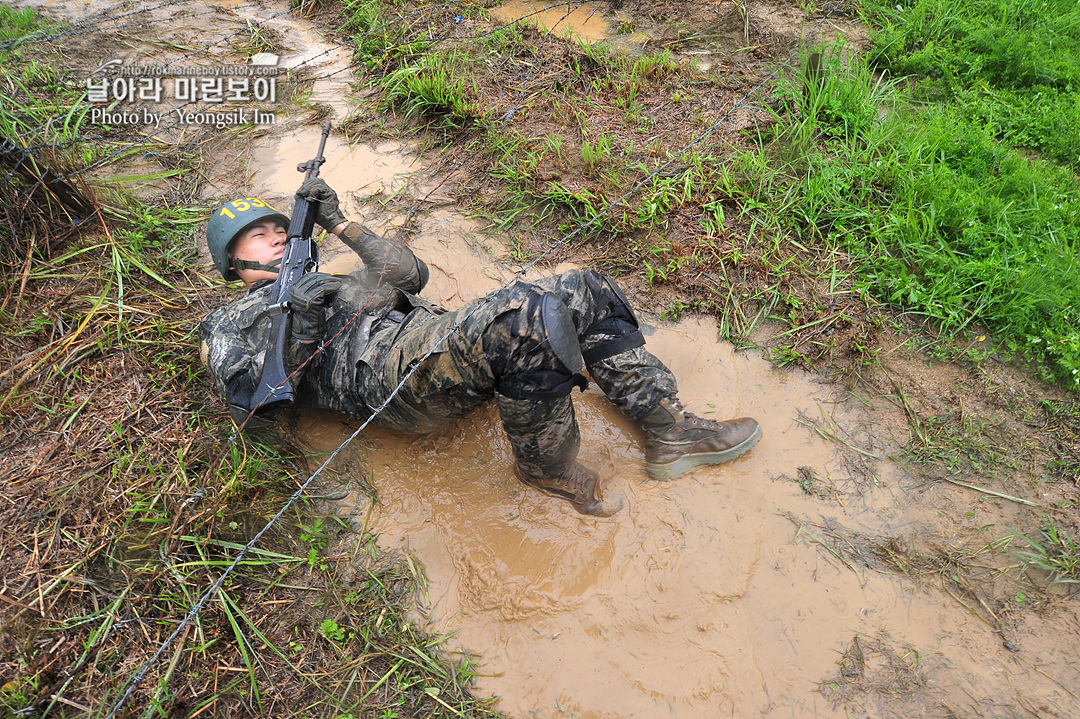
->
xmin=229 ymin=221 xmax=287 ymax=285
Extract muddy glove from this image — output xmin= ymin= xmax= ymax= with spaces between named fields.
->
xmin=296 ymin=177 xmax=347 ymax=232
xmin=289 ymin=272 xmax=342 ymax=341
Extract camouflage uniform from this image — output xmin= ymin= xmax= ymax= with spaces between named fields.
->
xmin=201 ymin=223 xmax=678 ymax=480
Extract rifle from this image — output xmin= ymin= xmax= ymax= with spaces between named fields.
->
xmin=249 ymin=119 xmax=332 ymax=415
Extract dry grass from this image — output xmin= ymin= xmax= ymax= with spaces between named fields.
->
xmin=820 ymin=632 xmax=927 ymax=714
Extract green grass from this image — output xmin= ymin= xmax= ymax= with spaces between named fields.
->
xmin=867 ymin=0 xmax=1080 ymax=168
xmin=856 ymin=0 xmax=1080 ymax=376
xmin=1010 ymin=518 xmax=1080 ymax=584
xmin=0 ymin=4 xmax=49 ymax=43
xmin=347 ymin=0 xmax=1079 ymax=389
xmin=344 ymin=0 xmax=1079 ymax=387
xmin=342 ymin=0 xmax=448 ymax=72
xmin=377 ymin=49 xmax=481 ymax=128
xmin=343 ymin=0 xmax=395 ymax=68
xmin=746 ymin=35 xmax=1080 ymax=387
xmin=0 ymin=9 xmax=83 ymax=143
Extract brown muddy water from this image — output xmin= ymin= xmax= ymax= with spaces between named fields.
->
xmin=248 ymin=127 xmax=417 ymax=208
xmin=274 ymin=125 xmax=1077 ymax=717
xmin=490 ymin=0 xmax=650 ymax=53
xmin=21 ymin=0 xmax=1079 ymax=715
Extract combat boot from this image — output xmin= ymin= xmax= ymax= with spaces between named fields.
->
xmin=517 ymin=463 xmax=624 ymax=517
xmin=640 ymin=398 xmax=762 ymax=481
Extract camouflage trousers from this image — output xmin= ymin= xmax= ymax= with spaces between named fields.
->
xmin=353 ymin=269 xmax=678 ymax=479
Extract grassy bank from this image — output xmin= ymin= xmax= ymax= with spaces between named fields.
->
xmin=753 ymin=0 xmax=1080 ymax=386
xmin=342 ymin=0 xmax=1078 ymax=388
xmin=0 ymin=6 xmax=499 ymax=718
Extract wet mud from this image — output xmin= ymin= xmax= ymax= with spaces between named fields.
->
xmin=280 ymin=133 xmax=1079 ymax=715
xmin=490 ymin=0 xmax=650 ymax=53
xmin=19 ymin=0 xmax=1080 ymax=716
xmin=248 ymin=127 xmax=417 ymax=206
xmin=230 ymin=3 xmax=356 ymax=119
xmin=320 ymin=309 xmax=1079 ymax=718
xmin=486 ymin=0 xmax=869 ymax=72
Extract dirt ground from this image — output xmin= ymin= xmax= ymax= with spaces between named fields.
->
xmin=4 ymin=1 xmax=1079 ymax=718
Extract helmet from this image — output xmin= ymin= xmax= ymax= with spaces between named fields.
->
xmin=207 ymin=197 xmax=290 ymax=280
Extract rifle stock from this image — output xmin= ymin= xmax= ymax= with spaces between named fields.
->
xmin=249 ymin=120 xmax=332 ymax=415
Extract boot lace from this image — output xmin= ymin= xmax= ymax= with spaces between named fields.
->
xmin=564 ymin=465 xmax=590 ymax=494
xmin=666 ymin=398 xmax=720 ymax=430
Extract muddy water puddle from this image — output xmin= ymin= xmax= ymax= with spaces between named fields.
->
xmin=296 ymin=207 xmax=1078 ymax=716
xmin=245 ymin=125 xmax=512 ymax=301
xmin=294 ymin=201 xmax=1064 ymax=716
xmin=248 ymin=127 xmax=417 ymax=204
xmin=275 ymin=144 xmax=1079 ymax=713
xmin=229 ymin=1 xmax=356 ymax=119
xmin=25 ymin=0 xmax=1079 ymax=714
xmin=313 ymin=310 xmax=1077 ymax=718
xmin=22 ymin=0 xmax=355 ymax=122
xmin=487 ymin=0 xmax=870 ymax=74
xmin=491 ymin=0 xmax=649 ymax=52
xmin=327 ymin=323 xmax=838 ymax=717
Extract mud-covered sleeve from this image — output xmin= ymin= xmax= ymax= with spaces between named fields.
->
xmin=337 ymin=221 xmax=429 ymax=294
xmin=199 ymin=291 xmax=316 ymax=427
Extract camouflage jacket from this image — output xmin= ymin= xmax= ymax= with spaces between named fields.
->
xmin=199 ymin=222 xmax=431 ymax=424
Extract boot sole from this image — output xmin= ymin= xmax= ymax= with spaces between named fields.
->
xmin=645 ymin=424 xmax=763 ymax=482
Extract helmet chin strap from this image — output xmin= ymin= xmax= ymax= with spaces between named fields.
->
xmin=230 ymin=257 xmax=282 ymax=274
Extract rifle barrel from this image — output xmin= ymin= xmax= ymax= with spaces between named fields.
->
xmin=299 ymin=120 xmax=332 ymax=178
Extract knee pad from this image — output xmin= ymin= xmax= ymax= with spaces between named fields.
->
xmin=497 ymin=289 xmax=588 ymax=401
xmin=535 ymin=291 xmax=584 ymax=374
xmin=581 ymin=270 xmax=645 ymax=364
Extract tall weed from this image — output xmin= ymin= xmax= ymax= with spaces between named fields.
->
xmin=377 ymin=50 xmax=480 ymax=128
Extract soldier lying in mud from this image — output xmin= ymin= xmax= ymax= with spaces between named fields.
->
xmin=200 ymin=179 xmax=762 ymax=517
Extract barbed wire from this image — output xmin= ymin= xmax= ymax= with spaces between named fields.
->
xmin=205 ymin=2 xmax=622 ymax=425
xmin=231 ymin=171 xmax=462 ymax=431
xmin=160 ymin=4 xmax=302 ymax=70
xmin=277 ymin=0 xmax=599 ymax=85
xmin=100 ymin=3 xmax=844 ymax=716
xmin=38 ymin=1 xmax=460 ymax=185
xmin=265 ymin=0 xmax=460 ymax=81
xmin=0 ymin=0 xmax=191 ymax=50
xmin=6 ymin=0 xmax=323 ymax=157
xmin=504 ymin=0 xmax=588 ymax=122
xmin=74 ymin=0 xmax=278 ymax=48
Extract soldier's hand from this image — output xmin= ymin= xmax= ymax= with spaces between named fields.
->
xmin=290 ymin=272 xmax=342 ymax=341
xmin=297 ymin=177 xmax=348 ymax=232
